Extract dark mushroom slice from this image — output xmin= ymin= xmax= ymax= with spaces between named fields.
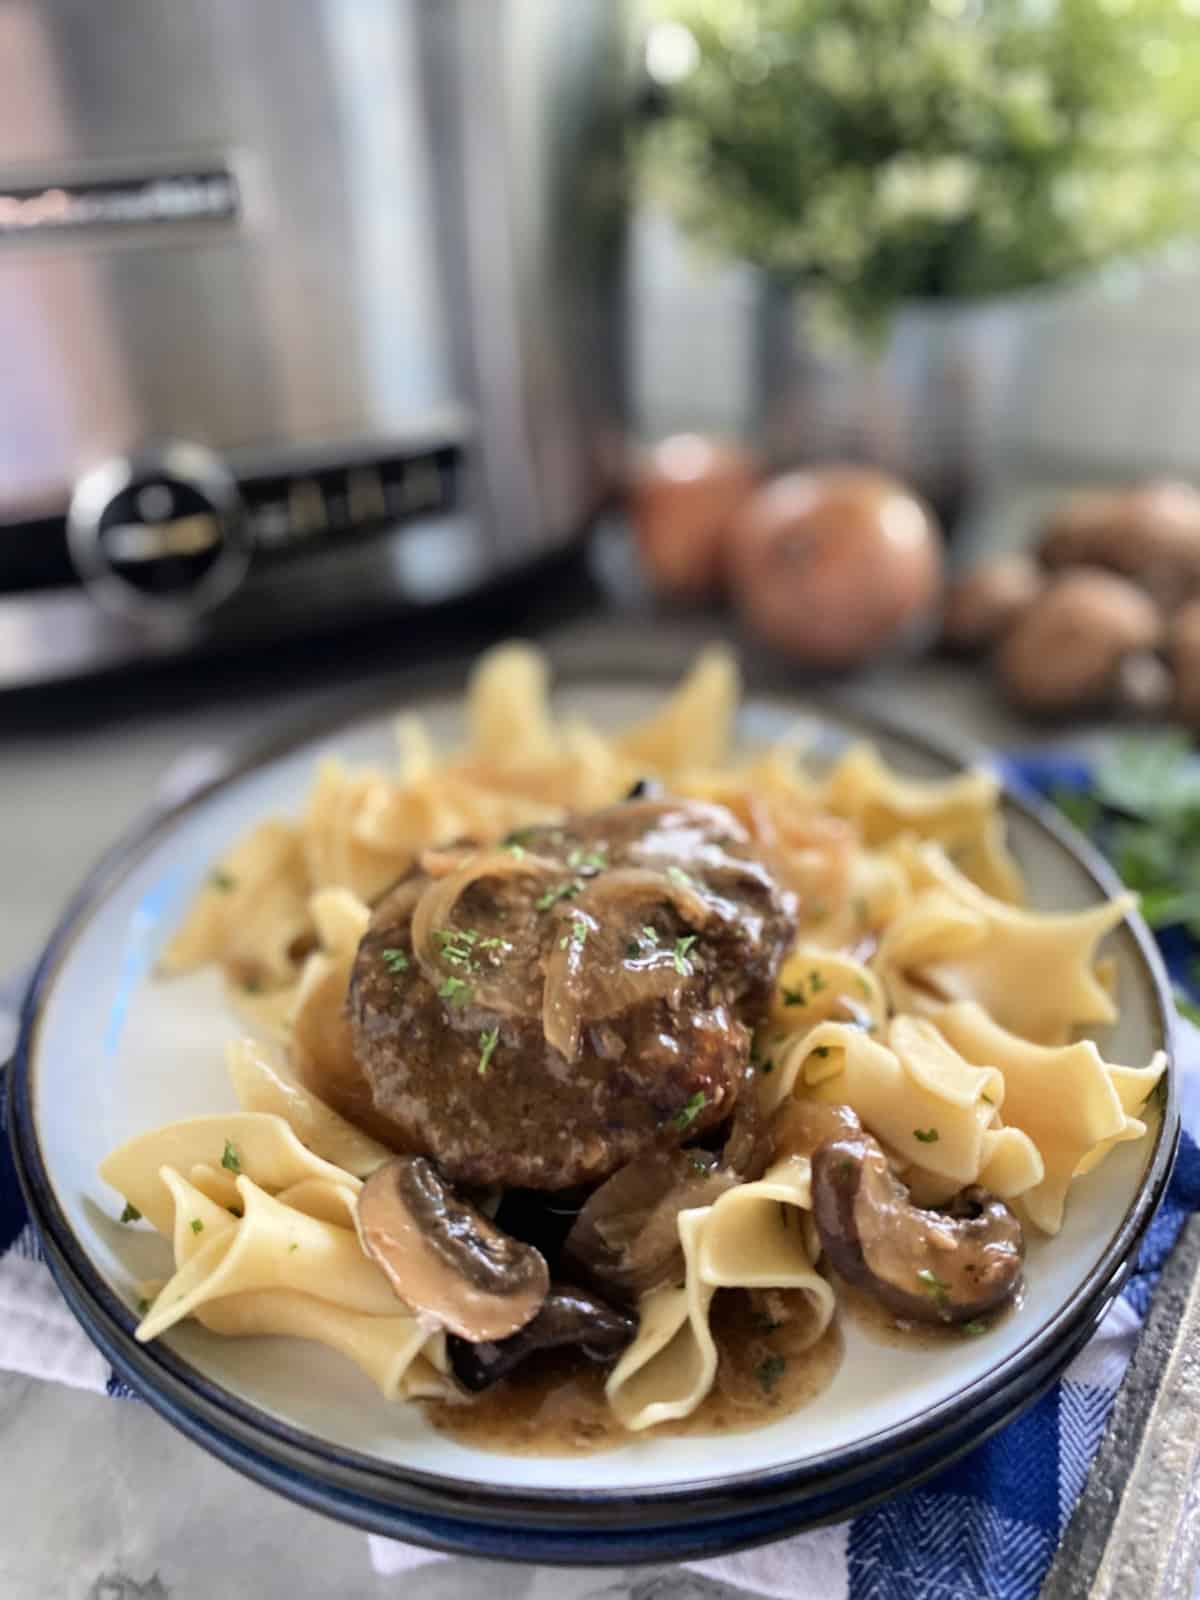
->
xmin=811 ymin=1133 xmax=1024 ymax=1326
xmin=356 ymin=1156 xmax=549 ymax=1342
xmin=447 ymin=1286 xmax=637 ymax=1393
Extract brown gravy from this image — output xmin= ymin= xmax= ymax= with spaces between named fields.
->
xmin=837 ymin=1277 xmax=1019 ymax=1348
xmin=424 ymin=1287 xmax=843 ymax=1457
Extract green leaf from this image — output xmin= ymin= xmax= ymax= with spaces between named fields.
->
xmin=221 ymin=1139 xmax=241 ymax=1174
xmin=119 ymin=1202 xmax=142 ymax=1224
xmin=673 ymin=1091 xmax=707 ymax=1132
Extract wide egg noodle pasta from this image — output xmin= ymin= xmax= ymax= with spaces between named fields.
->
xmin=770 ymin=1016 xmax=1044 ymax=1202
xmin=875 ymin=840 xmax=1132 ymax=1045
xmin=606 ymin=1159 xmax=833 ymax=1431
xmin=143 ymin=1168 xmax=448 ymax=1400
xmin=136 ymin=1171 xmax=406 ymax=1342
xmin=158 ymin=820 xmax=312 ymax=985
xmin=933 ymin=1001 xmax=1165 ymax=1233
xmin=226 ymin=1037 xmax=390 ymax=1178
xmin=100 ymin=1111 xmax=359 ymax=1236
xmin=821 ymin=743 xmax=1024 ymax=904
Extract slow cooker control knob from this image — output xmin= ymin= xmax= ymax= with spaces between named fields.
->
xmin=67 ymin=442 xmax=249 ymax=621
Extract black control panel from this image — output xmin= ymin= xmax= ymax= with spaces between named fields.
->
xmin=0 ymin=440 xmax=462 ymax=604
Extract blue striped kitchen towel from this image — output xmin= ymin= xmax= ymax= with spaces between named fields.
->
xmin=4 ymin=751 xmax=1200 ymax=1600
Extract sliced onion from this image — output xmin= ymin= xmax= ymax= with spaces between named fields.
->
xmin=409 ymin=848 xmax=558 ymax=1015
xmin=540 ymin=867 xmax=712 ymax=1060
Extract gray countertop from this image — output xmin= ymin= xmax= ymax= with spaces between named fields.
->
xmin=0 ymin=595 xmax=1094 ymax=1600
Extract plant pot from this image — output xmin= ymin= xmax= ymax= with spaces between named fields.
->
xmin=756 ymin=285 xmax=1037 ymax=527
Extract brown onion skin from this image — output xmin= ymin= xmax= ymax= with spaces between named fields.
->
xmin=631 ymin=435 xmax=759 ymax=599
xmin=728 ymin=467 xmax=943 ymax=670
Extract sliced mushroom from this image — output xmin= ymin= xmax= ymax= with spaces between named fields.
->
xmin=446 ymin=1286 xmax=637 ymax=1392
xmin=811 ymin=1133 xmax=1023 ymax=1325
xmin=356 ymin=1156 xmax=549 ymax=1342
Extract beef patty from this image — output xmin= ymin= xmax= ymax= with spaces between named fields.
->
xmin=347 ymin=796 xmax=796 ymax=1189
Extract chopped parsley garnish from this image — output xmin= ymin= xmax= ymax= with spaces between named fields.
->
xmin=478 ymin=935 xmax=508 ymax=950
xmin=119 ymin=1202 xmax=142 ymax=1224
xmin=781 ymin=986 xmax=806 ymax=1007
xmin=981 ymin=1093 xmax=994 ymax=1106
xmin=673 ymin=1091 xmax=707 ymax=1132
xmin=381 ymin=948 xmax=409 ymax=975
xmin=505 ymin=842 xmax=525 ymax=858
xmin=672 ymin=934 xmax=698 ymax=975
xmin=913 ymin=1127 xmax=940 ymax=1144
xmin=625 ymin=939 xmax=641 ymax=959
xmin=221 ymin=1139 xmax=241 ymax=1174
xmin=566 ymin=846 xmax=607 ymax=872
xmin=642 ymin=926 xmax=659 ymax=944
xmin=242 ymin=976 xmax=263 ymax=995
xmin=756 ymin=1355 xmax=786 ymax=1394
xmin=534 ymin=879 xmax=582 ymax=912
xmin=477 ymin=1027 xmax=500 ymax=1076
xmin=209 ymin=869 xmax=236 ymax=892
xmin=560 ymin=918 xmax=588 ymax=951
xmin=190 ymin=1219 xmax=204 ymax=1235
xmin=438 ymin=975 xmax=472 ymax=1005
xmin=855 ymin=976 xmax=871 ymax=998
xmin=809 ymin=970 xmax=827 ymax=994
xmin=838 ymin=1157 xmax=857 ymax=1175
xmin=436 ymin=927 xmax=479 ymax=969
xmin=288 ymin=1242 xmax=299 ymax=1254
xmin=502 ymin=826 xmax=538 ymax=848
xmin=759 ymin=1058 xmax=774 ymax=1076
xmin=962 ymin=1320 xmax=987 ymax=1336
xmin=667 ymin=865 xmax=696 ymax=891
xmin=916 ymin=1267 xmax=950 ymax=1305
xmin=813 ymin=1046 xmax=831 ymax=1058
xmin=136 ymin=1298 xmax=149 ymax=1316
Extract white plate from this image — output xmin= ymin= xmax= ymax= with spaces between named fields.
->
xmin=9 ymin=669 xmax=1177 ymax=1554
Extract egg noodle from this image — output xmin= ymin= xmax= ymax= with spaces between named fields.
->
xmin=100 ymin=643 xmax=1165 ymax=1431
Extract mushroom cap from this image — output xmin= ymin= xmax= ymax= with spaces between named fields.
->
xmin=811 ymin=1132 xmax=1024 ymax=1325
xmin=996 ymin=568 xmax=1162 ymax=714
xmin=1169 ymin=597 xmax=1200 ymax=725
xmin=356 ymin=1156 xmax=549 ymax=1343
xmin=941 ymin=555 xmax=1044 ymax=654
xmin=1040 ymin=480 xmax=1200 ymax=609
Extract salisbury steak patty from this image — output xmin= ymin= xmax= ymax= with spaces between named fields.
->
xmin=348 ymin=796 xmax=796 ymax=1189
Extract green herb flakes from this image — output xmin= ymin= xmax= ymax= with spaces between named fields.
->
xmin=567 ymin=846 xmax=607 ymax=872
xmin=505 ymin=842 xmax=525 ymax=858
xmin=913 ymin=1127 xmax=940 ymax=1144
xmin=673 ymin=934 xmax=698 ymax=975
xmin=477 ymin=1027 xmax=500 ymax=1076
xmin=962 ymin=1320 xmax=987 ymax=1336
xmin=781 ymin=986 xmax=806 ymax=1008
xmin=535 ymin=879 xmax=582 ymax=912
xmin=438 ymin=975 xmax=472 ymax=1006
xmin=560 ymin=919 xmax=588 ymax=952
xmin=119 ymin=1202 xmax=142 ymax=1224
xmin=641 ymin=926 xmax=659 ymax=944
xmin=756 ymin=1355 xmax=786 ymax=1394
xmin=221 ymin=1139 xmax=241 ymax=1174
xmin=813 ymin=1046 xmax=831 ymax=1058
xmin=209 ymin=869 xmax=236 ymax=892
xmin=381 ymin=948 xmax=409 ymax=975
xmin=136 ymin=1298 xmax=149 ymax=1317
xmin=288 ymin=1242 xmax=299 ymax=1254
xmin=673 ymin=1091 xmax=707 ymax=1132
xmin=625 ymin=940 xmax=641 ymax=959
xmin=916 ymin=1267 xmax=950 ymax=1305
xmin=190 ymin=1218 xmax=204 ymax=1235
xmin=666 ymin=865 xmax=695 ymax=891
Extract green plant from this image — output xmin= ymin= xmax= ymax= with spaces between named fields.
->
xmin=646 ymin=0 xmax=1200 ymax=336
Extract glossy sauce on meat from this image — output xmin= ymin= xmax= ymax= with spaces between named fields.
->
xmin=348 ymin=798 xmax=796 ymax=1191
xmin=424 ymin=1286 xmax=842 ymax=1456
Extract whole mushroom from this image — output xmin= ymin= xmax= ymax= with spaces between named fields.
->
xmin=810 ymin=1131 xmax=1024 ymax=1326
xmin=1039 ymin=480 xmax=1200 ymax=610
xmin=941 ymin=554 xmax=1044 ymax=655
xmin=996 ymin=568 xmax=1165 ymax=716
xmin=1169 ymin=597 xmax=1200 ymax=726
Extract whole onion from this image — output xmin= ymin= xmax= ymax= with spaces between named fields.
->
xmin=631 ymin=435 xmax=758 ymax=598
xmin=728 ymin=467 xmax=943 ymax=670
